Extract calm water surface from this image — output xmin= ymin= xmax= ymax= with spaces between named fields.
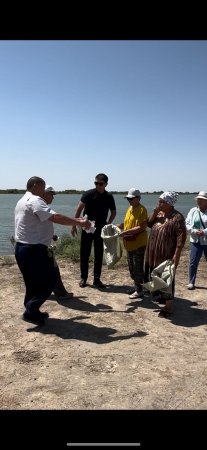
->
xmin=0 ymin=193 xmax=195 ymax=255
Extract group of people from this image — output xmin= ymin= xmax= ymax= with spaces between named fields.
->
xmin=14 ymin=173 xmax=207 ymax=325
xmin=118 ymin=189 xmax=187 ymax=317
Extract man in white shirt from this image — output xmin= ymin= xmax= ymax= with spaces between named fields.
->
xmin=15 ymin=176 xmax=90 ymax=325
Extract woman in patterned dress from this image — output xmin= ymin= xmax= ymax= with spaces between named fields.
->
xmin=144 ymin=191 xmax=186 ymax=317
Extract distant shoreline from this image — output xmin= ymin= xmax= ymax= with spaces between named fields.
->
xmin=0 ymin=190 xmax=199 ymax=195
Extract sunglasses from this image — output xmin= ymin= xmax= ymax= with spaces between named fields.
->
xmin=94 ymin=181 xmax=104 ymax=186
xmin=127 ymin=197 xmax=135 ymax=202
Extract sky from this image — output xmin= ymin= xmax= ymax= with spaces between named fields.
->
xmin=0 ymin=39 xmax=207 ymax=192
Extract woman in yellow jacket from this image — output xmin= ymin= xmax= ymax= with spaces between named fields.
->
xmin=117 ymin=188 xmax=148 ymax=299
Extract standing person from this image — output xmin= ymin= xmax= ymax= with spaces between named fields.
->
xmin=185 ymin=191 xmax=207 ymax=290
xmin=15 ymin=176 xmax=91 ymax=325
xmin=144 ymin=191 xmax=186 ymax=317
xmin=71 ymin=173 xmax=116 ymax=288
xmin=116 ymin=188 xmax=148 ymax=299
xmin=43 ymin=185 xmax=73 ymax=300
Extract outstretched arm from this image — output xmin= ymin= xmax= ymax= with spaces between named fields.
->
xmin=49 ymin=212 xmax=90 ymax=229
xmin=107 ymin=209 xmax=116 ymax=224
xmin=71 ymin=201 xmax=85 ymax=236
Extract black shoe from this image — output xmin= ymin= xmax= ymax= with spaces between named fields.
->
xmin=158 ymin=310 xmax=172 ymax=318
xmin=56 ymin=292 xmax=74 ymax=300
xmin=39 ymin=311 xmax=49 ymax=319
xmin=79 ymin=279 xmax=87 ymax=287
xmin=93 ymin=279 xmax=106 ymax=288
xmin=22 ymin=311 xmax=45 ymax=325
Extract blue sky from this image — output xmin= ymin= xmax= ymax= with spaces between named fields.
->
xmin=0 ymin=40 xmax=207 ymax=192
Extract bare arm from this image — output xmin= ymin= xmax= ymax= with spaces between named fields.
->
xmin=71 ymin=201 xmax=85 ymax=236
xmin=172 ymin=217 xmax=187 ymax=268
xmin=147 ymin=206 xmax=161 ymax=222
xmin=120 ymin=220 xmax=147 ymax=238
xmin=107 ymin=209 xmax=116 ymax=225
xmin=49 ymin=212 xmax=90 ymax=229
xmin=116 ymin=222 xmax=124 ymax=230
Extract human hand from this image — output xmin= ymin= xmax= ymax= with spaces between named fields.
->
xmin=195 ymin=229 xmax=204 ymax=236
xmin=173 ymin=249 xmax=181 ymax=268
xmin=172 ymin=255 xmax=179 ymax=269
xmin=153 ymin=205 xmax=161 ymax=215
xmin=71 ymin=225 xmax=77 ymax=237
xmin=78 ymin=217 xmax=91 ymax=230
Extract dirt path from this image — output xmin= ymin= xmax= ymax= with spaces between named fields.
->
xmin=1 ymin=248 xmax=207 ymax=410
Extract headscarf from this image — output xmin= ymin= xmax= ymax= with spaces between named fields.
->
xmin=159 ymin=191 xmax=178 ymax=206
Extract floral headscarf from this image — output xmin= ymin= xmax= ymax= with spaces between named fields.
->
xmin=159 ymin=191 xmax=178 ymax=206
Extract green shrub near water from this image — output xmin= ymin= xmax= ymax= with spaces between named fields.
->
xmin=55 ymin=233 xmax=82 ymax=261
xmin=54 ymin=232 xmax=128 ymax=266
xmin=54 ymin=233 xmax=190 ymax=265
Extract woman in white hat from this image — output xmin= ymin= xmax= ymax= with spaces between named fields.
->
xmin=186 ymin=191 xmax=207 ymax=290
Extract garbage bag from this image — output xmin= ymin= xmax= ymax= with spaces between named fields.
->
xmin=101 ymin=224 xmax=122 ymax=268
xmin=143 ymin=259 xmax=175 ymax=293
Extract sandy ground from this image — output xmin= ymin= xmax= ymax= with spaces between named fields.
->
xmin=0 ymin=248 xmax=207 ymax=413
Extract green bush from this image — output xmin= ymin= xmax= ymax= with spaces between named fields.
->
xmin=54 ymin=232 xmax=128 ymax=265
xmin=54 ymin=233 xmax=81 ymax=261
xmin=54 ymin=232 xmax=94 ymax=262
xmin=1 ymin=255 xmax=16 ymax=266
xmin=54 ymin=233 xmax=188 ymax=266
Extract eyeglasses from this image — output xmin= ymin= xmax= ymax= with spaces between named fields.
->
xmin=127 ymin=197 xmax=135 ymax=202
xmin=94 ymin=181 xmax=104 ymax=186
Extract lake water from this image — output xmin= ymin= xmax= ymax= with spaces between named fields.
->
xmin=0 ymin=193 xmax=195 ymax=255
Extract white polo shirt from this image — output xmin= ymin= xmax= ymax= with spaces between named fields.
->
xmin=15 ymin=191 xmax=56 ymax=246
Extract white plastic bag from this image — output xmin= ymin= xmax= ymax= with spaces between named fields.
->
xmin=83 ymin=215 xmax=96 ymax=234
xmin=143 ymin=259 xmax=175 ymax=293
xmin=101 ymin=224 xmax=122 ymax=268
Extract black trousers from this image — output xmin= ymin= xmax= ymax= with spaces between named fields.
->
xmin=53 ymin=265 xmax=68 ymax=296
xmin=80 ymin=229 xmax=103 ymax=281
xmin=15 ymin=243 xmax=55 ymax=314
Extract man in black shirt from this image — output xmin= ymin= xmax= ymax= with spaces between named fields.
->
xmin=71 ymin=173 xmax=116 ymax=288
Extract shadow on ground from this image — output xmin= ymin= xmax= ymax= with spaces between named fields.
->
xmin=100 ymin=284 xmax=132 ymax=293
xmin=50 ymin=295 xmax=113 ymax=313
xmin=126 ymin=294 xmax=207 ymax=327
xmin=170 ymin=296 xmax=207 ymax=327
xmin=27 ymin=315 xmax=147 ymax=342
xmin=49 ymin=294 xmax=129 ymax=314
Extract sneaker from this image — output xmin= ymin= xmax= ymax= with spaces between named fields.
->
xmin=22 ymin=311 xmax=45 ymax=325
xmin=126 ymin=288 xmax=135 ymax=295
xmin=129 ymin=290 xmax=143 ymax=299
xmin=187 ymin=283 xmax=194 ymax=290
xmin=93 ymin=279 xmax=106 ymax=288
xmin=79 ymin=279 xmax=87 ymax=288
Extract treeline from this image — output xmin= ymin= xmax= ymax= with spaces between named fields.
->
xmin=0 ymin=189 xmax=198 ymax=195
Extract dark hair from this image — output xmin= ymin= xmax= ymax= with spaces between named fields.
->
xmin=26 ymin=176 xmax=45 ymax=190
xmin=95 ymin=173 xmax=108 ymax=183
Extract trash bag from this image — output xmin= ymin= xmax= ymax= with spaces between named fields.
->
xmin=101 ymin=224 xmax=122 ymax=268
xmin=143 ymin=259 xmax=175 ymax=293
